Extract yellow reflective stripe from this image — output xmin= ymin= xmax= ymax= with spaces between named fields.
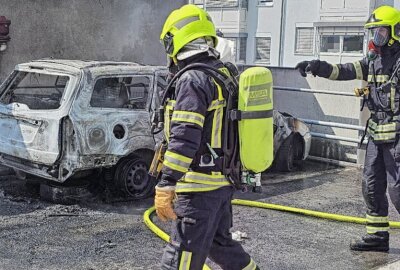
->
xmin=367 ymin=226 xmax=390 ymax=234
xmin=183 ymin=173 xmax=231 ymax=185
xmin=211 ymin=106 xmax=223 ymax=148
xmin=328 ymin=64 xmax=339 ymax=80
xmin=353 ymin=61 xmax=363 ymax=80
xmin=368 ymin=120 xmax=377 ymax=130
xmin=208 ymin=100 xmax=226 ymax=111
xmin=368 ymin=121 xmax=396 ymax=132
xmin=171 ymin=110 xmax=205 ymax=127
xmin=368 ymin=75 xmax=389 ymax=83
xmin=243 ymin=259 xmax=257 ymax=270
xmin=164 ymin=151 xmax=192 ymax=173
xmin=179 ymin=251 xmax=192 ymax=270
xmin=176 ymin=183 xmax=224 ymax=193
xmin=183 ymin=178 xmax=231 ymax=186
xmin=177 ymin=171 xmax=231 ymax=192
xmin=391 ymin=86 xmax=396 ymax=112
xmin=185 ymin=171 xmax=228 ymax=180
xmin=373 ymin=133 xmax=397 ymax=141
xmin=366 ymin=214 xmax=389 ymax=223
xmin=164 ymin=100 xmax=176 ymax=142
xmin=375 ymin=123 xmax=397 ymax=132
xmin=367 ymin=120 xmax=397 ymax=141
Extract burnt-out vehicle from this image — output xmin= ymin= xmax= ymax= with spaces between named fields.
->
xmin=0 ymin=59 xmax=168 ymax=199
xmin=273 ymin=110 xmax=311 ymax=172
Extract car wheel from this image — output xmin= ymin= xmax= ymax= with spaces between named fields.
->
xmin=114 ymin=156 xmax=156 ymax=199
xmin=39 ymin=180 xmax=92 ymax=205
xmin=275 ymin=134 xmax=296 ymax=172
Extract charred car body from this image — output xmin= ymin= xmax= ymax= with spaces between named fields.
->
xmin=273 ymin=110 xmax=311 ymax=172
xmin=0 ymin=60 xmax=167 ymax=199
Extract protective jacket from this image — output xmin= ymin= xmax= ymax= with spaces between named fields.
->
xmin=317 ymin=43 xmax=400 ymax=143
xmin=161 ymin=53 xmax=232 ymax=193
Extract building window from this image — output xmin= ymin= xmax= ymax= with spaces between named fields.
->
xmin=320 ymin=35 xmax=340 ymax=53
xmin=241 ymin=0 xmax=248 ymax=9
xmin=319 ymin=26 xmax=364 ymax=55
xmin=203 ymin=0 xmax=239 ymax=8
xmin=226 ymin=38 xmax=237 ymax=61
xmin=295 ymin=27 xmax=314 ymax=54
xmin=255 ymin=37 xmax=271 ymax=64
xmin=258 ymin=0 xmax=273 ymax=6
xmin=343 ymin=35 xmax=363 ymax=53
xmin=239 ymin=37 xmax=247 ymax=62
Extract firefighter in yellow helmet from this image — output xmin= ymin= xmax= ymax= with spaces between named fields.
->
xmin=154 ymin=4 xmax=259 ymax=269
xmin=296 ymin=6 xmax=400 ymax=252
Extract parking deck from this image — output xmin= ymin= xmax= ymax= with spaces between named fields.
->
xmin=0 ymin=161 xmax=399 ymax=270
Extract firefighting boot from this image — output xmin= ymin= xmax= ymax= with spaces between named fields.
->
xmin=350 ymin=232 xmax=389 ymax=252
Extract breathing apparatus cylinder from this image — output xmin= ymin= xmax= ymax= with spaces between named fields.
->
xmin=238 ymin=67 xmax=274 ymax=173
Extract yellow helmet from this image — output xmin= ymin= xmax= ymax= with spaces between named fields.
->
xmin=365 ymin=5 xmax=400 ymax=41
xmin=160 ymin=4 xmax=217 ymax=57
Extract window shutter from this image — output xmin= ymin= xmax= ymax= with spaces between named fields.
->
xmin=239 ymin=37 xmax=247 ymax=61
xmin=206 ymin=0 xmax=239 ymax=7
xmin=255 ymin=37 xmax=271 ymax=64
xmin=296 ymin=28 xmax=314 ymax=54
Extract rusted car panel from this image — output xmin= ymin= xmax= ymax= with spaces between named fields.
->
xmin=0 ymin=60 xmax=167 ymax=182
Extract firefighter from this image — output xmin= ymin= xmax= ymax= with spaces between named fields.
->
xmin=155 ymin=4 xmax=259 ymax=269
xmin=295 ymin=6 xmax=400 ymax=252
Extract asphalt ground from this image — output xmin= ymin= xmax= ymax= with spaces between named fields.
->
xmin=0 ymin=161 xmax=400 ymax=270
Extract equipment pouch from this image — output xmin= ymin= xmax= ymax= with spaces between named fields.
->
xmin=149 ymin=140 xmax=167 ymax=179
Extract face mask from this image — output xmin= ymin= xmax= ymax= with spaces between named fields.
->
xmin=367 ymin=39 xmax=381 ymax=61
xmin=370 ymin=27 xmax=390 ymax=47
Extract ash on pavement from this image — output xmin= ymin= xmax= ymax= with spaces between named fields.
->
xmin=0 ymin=161 xmax=399 ymax=270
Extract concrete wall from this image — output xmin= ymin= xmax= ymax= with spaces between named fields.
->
xmin=0 ymin=0 xmax=186 ymax=81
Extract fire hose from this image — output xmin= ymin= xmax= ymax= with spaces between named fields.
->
xmin=144 ymin=199 xmax=400 ymax=270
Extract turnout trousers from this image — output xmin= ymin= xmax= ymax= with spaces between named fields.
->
xmin=363 ymin=139 xmax=400 ymax=233
xmin=160 ymin=186 xmax=257 ymax=270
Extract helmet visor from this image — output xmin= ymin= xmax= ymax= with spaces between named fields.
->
xmin=162 ymin=32 xmax=174 ymax=55
xmin=370 ymin=27 xmax=390 ymax=47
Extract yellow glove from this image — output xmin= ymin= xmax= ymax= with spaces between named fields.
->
xmin=154 ymin=185 xmax=177 ymax=222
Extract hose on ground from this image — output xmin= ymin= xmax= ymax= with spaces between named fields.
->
xmin=143 ymin=199 xmax=400 ymax=269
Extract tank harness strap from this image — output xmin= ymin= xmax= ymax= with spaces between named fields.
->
xmin=229 ymin=109 xmax=273 ymax=121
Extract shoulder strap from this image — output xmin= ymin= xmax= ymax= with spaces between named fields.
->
xmin=161 ymin=63 xmax=238 ymax=107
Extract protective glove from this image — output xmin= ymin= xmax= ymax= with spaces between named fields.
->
xmin=295 ymin=60 xmax=321 ymax=77
xmin=154 ymin=185 xmax=177 ymax=222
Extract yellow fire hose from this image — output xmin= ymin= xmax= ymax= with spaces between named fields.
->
xmin=143 ymin=199 xmax=400 ymax=270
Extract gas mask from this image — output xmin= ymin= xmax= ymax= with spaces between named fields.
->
xmin=367 ymin=27 xmax=391 ymax=61
xmin=370 ymin=26 xmax=390 ymax=47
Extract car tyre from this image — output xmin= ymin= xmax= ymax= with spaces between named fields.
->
xmin=39 ymin=180 xmax=92 ymax=205
xmin=275 ymin=134 xmax=296 ymax=172
xmin=114 ymin=156 xmax=156 ymax=199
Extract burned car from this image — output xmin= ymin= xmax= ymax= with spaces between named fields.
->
xmin=273 ymin=110 xmax=311 ymax=172
xmin=0 ymin=59 xmax=168 ymax=199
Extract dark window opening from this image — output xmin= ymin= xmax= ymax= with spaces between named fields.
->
xmin=90 ymin=76 xmax=150 ymax=110
xmin=0 ymin=71 xmax=69 ymax=110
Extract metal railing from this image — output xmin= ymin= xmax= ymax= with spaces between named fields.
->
xmin=275 ymin=85 xmax=364 ymax=144
xmin=274 ymin=86 xmax=355 ymax=97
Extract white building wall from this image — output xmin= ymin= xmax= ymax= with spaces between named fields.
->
xmin=282 ymin=0 xmax=319 ymax=67
xmin=251 ymin=0 xmax=283 ymax=66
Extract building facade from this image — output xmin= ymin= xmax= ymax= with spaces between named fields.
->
xmin=191 ymin=0 xmax=398 ymax=67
